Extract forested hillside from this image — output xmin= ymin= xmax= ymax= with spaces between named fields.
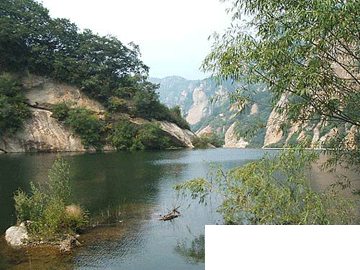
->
xmin=0 ymin=0 xmax=191 ymax=151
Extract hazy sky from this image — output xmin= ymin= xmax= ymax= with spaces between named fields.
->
xmin=39 ymin=0 xmax=232 ymax=80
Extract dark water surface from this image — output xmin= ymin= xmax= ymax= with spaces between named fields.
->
xmin=0 ymin=148 xmax=269 ymax=269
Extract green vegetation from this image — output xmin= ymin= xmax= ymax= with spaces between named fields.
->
xmin=175 ymin=149 xmax=357 ymax=224
xmin=52 ymin=102 xmax=172 ymax=151
xmin=192 ymin=133 xmax=224 ymax=149
xmin=174 ymin=0 xmax=360 ymax=224
xmin=52 ymin=102 xmax=105 ymax=150
xmin=0 ymin=0 xmax=190 ymax=146
xmin=108 ymin=120 xmax=171 ymax=151
xmin=202 ymin=0 xmax=360 ymax=165
xmin=0 ymin=73 xmax=31 ymax=135
xmin=14 ymin=156 xmax=88 ymax=241
xmin=174 ymin=235 xmax=205 ymax=264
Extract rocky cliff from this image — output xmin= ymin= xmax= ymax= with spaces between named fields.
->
xmin=153 ymin=76 xmax=271 ymax=148
xmin=263 ymin=93 xmax=358 ymax=149
xmin=0 ymin=75 xmax=195 ymax=153
xmin=154 ymin=75 xmax=358 ymax=149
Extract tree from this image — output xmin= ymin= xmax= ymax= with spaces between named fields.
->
xmin=203 ymin=0 xmax=360 ymax=166
xmin=0 ymin=0 xmax=190 ymax=134
xmin=175 ymin=148 xmax=357 ymax=224
xmin=0 ymin=73 xmax=31 ymax=135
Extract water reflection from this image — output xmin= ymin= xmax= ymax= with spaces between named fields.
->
xmin=0 ymin=148 xmax=269 ymax=269
xmin=174 ymin=234 xmax=205 ymax=264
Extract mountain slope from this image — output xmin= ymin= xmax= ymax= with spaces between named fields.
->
xmin=152 ymin=76 xmax=271 ymax=148
xmin=0 ymin=75 xmax=195 ymax=153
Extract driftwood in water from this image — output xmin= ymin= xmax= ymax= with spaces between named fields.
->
xmin=159 ymin=206 xmax=181 ymax=221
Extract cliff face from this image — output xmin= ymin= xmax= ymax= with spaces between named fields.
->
xmin=154 ymin=76 xmax=271 ymax=148
xmin=186 ymin=85 xmax=210 ymax=125
xmin=154 ymin=75 xmax=357 ymax=149
xmin=0 ymin=108 xmax=85 ymax=153
xmin=263 ymin=93 xmax=358 ymax=149
xmin=223 ymin=122 xmax=249 ymax=148
xmin=0 ymin=75 xmax=195 ymax=153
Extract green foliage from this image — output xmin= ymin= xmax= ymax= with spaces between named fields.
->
xmin=0 ymin=0 xmax=190 ymax=132
xmin=192 ymin=133 xmax=224 ymax=149
xmin=47 ymin=155 xmax=71 ymax=203
xmin=14 ymin=156 xmax=88 ymax=241
xmin=65 ymin=108 xmax=105 ymax=150
xmin=51 ymin=101 xmax=71 ymax=122
xmin=168 ymin=106 xmax=191 ymax=131
xmin=174 ymin=235 xmax=205 ymax=264
xmin=52 ymin=103 xmax=105 ymax=150
xmin=203 ymin=0 xmax=360 ymax=160
xmin=108 ymin=120 xmax=170 ymax=151
xmin=0 ymin=73 xmax=32 ymax=135
xmin=137 ymin=122 xmax=171 ymax=150
xmin=175 ymin=148 xmax=357 ymax=224
xmin=108 ymin=96 xmax=128 ymax=113
xmin=109 ymin=120 xmax=138 ymax=150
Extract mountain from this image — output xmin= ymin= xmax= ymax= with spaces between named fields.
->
xmin=0 ymin=74 xmax=195 ymax=153
xmin=0 ymin=1 xmax=195 ymax=153
xmin=152 ymin=76 xmax=357 ymax=149
xmin=150 ymin=76 xmax=272 ymax=148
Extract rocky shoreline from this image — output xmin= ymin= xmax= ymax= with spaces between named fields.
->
xmin=5 ymin=222 xmax=81 ymax=252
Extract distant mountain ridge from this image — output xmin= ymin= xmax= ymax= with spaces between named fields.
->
xmin=151 ymin=76 xmax=357 ymax=149
xmin=150 ymin=76 xmax=272 ymax=148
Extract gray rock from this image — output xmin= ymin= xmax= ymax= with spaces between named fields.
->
xmin=5 ymin=224 xmax=29 ymax=247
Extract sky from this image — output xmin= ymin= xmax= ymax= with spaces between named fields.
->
xmin=38 ymin=0 xmax=232 ymax=80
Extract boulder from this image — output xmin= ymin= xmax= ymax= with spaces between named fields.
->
xmin=5 ymin=223 xmax=29 ymax=247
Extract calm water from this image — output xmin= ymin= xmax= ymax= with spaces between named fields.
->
xmin=0 ymin=148 xmax=270 ymax=269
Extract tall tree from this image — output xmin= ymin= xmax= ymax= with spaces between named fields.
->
xmin=203 ymin=0 xmax=360 ymax=166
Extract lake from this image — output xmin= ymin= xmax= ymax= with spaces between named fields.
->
xmin=0 ymin=148 xmax=271 ymax=269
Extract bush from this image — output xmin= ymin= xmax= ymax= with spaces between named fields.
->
xmin=137 ymin=123 xmax=170 ymax=150
xmin=0 ymin=73 xmax=32 ymax=135
xmin=13 ymin=156 xmax=88 ymax=241
xmin=107 ymin=96 xmax=128 ymax=113
xmin=65 ymin=108 xmax=105 ymax=150
xmin=108 ymin=120 xmax=171 ymax=151
xmin=175 ymin=148 xmax=357 ymax=225
xmin=109 ymin=120 xmax=139 ymax=150
xmin=51 ymin=101 xmax=70 ymax=122
xmin=52 ymin=104 xmax=105 ymax=150
xmin=192 ymin=133 xmax=224 ymax=149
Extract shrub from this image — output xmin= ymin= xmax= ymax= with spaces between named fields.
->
xmin=52 ymin=104 xmax=105 ymax=150
xmin=175 ymin=148 xmax=357 ymax=225
xmin=107 ymin=96 xmax=128 ymax=113
xmin=65 ymin=108 xmax=105 ymax=150
xmin=109 ymin=120 xmax=171 ymax=151
xmin=109 ymin=120 xmax=139 ymax=150
xmin=0 ymin=73 xmax=32 ymax=135
xmin=51 ymin=101 xmax=70 ymax=122
xmin=137 ymin=123 xmax=170 ymax=150
xmin=192 ymin=133 xmax=224 ymax=149
xmin=13 ymin=156 xmax=88 ymax=241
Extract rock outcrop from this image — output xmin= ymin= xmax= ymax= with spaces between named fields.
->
xmin=0 ymin=108 xmax=85 ymax=152
xmin=0 ymin=75 xmax=105 ymax=153
xmin=263 ymin=94 xmax=288 ymax=147
xmin=159 ymin=121 xmax=195 ymax=148
xmin=186 ymin=85 xmax=209 ymax=125
xmin=130 ymin=117 xmax=195 ymax=148
xmin=263 ymin=93 xmax=359 ymax=149
xmin=0 ymin=75 xmax=195 ymax=153
xmin=224 ymin=123 xmax=249 ymax=148
xmin=196 ymin=125 xmax=214 ymax=138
